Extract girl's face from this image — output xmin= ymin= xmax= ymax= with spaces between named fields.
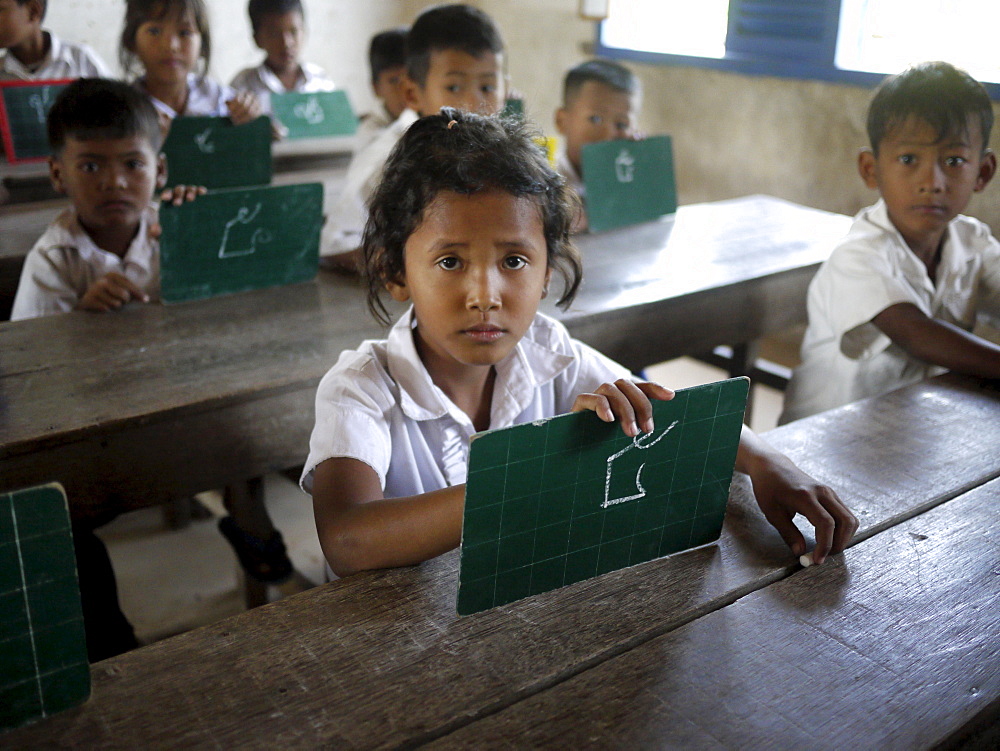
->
xmin=132 ymin=5 xmax=202 ymax=85
xmin=387 ymin=189 xmax=552 ymax=383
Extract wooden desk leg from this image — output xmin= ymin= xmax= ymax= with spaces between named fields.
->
xmin=728 ymin=342 xmax=758 ymax=423
xmin=221 ymin=477 xmax=286 ymax=609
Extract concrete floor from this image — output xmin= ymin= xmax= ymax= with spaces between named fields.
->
xmin=99 ymin=341 xmax=801 ymax=647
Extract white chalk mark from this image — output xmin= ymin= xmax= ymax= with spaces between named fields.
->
xmin=293 ymin=96 xmax=325 ymax=125
xmin=218 ymin=203 xmax=273 ymax=258
xmin=194 ymin=128 xmax=216 ymax=153
xmin=601 ymin=420 xmax=678 ymax=509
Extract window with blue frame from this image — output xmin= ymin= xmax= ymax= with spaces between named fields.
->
xmin=597 ymin=0 xmax=1000 ymax=98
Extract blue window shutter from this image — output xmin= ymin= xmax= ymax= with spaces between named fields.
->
xmin=725 ymin=0 xmax=843 ymax=63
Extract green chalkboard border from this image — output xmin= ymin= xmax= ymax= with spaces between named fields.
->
xmin=0 ymin=78 xmax=74 ymax=164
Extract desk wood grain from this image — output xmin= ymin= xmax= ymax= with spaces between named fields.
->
xmin=2 ymin=376 xmax=996 ymax=749
xmin=433 ymin=475 xmax=1000 ymax=750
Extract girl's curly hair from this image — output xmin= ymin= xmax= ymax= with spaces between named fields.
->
xmin=362 ymin=107 xmax=583 ymax=324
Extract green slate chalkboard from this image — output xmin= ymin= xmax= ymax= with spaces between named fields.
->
xmin=0 ymin=79 xmax=73 ymax=163
xmin=161 ymin=115 xmax=271 ymax=189
xmin=270 ymin=90 xmax=357 ymax=139
xmin=458 ymin=377 xmax=748 ymax=615
xmin=158 ymin=182 xmax=323 ymax=303
xmin=581 ymin=134 xmax=677 ymax=233
xmin=0 ymin=483 xmax=90 ymax=731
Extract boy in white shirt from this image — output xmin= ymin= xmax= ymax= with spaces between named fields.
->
xmin=321 ymin=3 xmax=507 ymax=271
xmin=229 ymin=0 xmax=335 ymax=114
xmin=781 ymin=62 xmax=1000 ymax=423
xmin=354 ymin=27 xmax=407 ymax=150
xmin=0 ymin=0 xmax=109 ymax=80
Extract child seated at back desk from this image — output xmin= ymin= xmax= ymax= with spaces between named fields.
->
xmin=229 ymin=0 xmax=336 ymax=116
xmin=355 ymin=27 xmax=408 ymax=150
xmin=119 ymin=0 xmax=261 ymax=132
xmin=780 ymin=62 xmax=1000 ymax=423
xmin=554 ymin=59 xmax=640 ymax=229
xmin=302 ymin=109 xmax=858 ymax=580
xmin=0 ymin=0 xmax=109 ymax=80
xmin=322 ymin=3 xmax=508 ymax=271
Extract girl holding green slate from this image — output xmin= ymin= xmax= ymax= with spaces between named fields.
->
xmin=301 ymin=109 xmax=858 ymax=580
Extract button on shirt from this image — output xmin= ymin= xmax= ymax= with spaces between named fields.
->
xmin=781 ymin=199 xmax=1000 ymax=422
xmin=11 ymin=205 xmax=160 ymax=320
xmin=0 ymin=32 xmax=110 ymax=80
xmin=301 ymin=309 xmax=631 ymax=497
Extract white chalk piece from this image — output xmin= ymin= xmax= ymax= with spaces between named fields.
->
xmin=799 ymin=553 xmax=814 ymax=567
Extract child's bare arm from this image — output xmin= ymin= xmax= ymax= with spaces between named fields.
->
xmin=78 ymin=272 xmax=149 ymax=312
xmin=226 ymin=91 xmax=263 ymax=126
xmin=311 ymin=458 xmax=464 ymax=578
xmin=873 ymin=302 xmax=1000 ymax=378
xmin=736 ymin=426 xmax=858 ymax=565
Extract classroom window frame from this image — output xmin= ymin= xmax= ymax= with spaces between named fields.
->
xmin=594 ymin=0 xmax=1000 ymax=101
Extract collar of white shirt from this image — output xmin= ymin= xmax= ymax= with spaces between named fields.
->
xmin=385 ymin=307 xmax=575 ymax=428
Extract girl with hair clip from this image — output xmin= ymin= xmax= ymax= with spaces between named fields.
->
xmin=302 ymin=109 xmax=858 ymax=579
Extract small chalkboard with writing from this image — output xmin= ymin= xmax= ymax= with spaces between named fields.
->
xmin=161 ymin=115 xmax=271 ymax=189
xmin=0 ymin=79 xmax=73 ymax=163
xmin=0 ymin=483 xmax=90 ymax=730
xmin=458 ymin=377 xmax=748 ymax=615
xmin=582 ymin=134 xmax=677 ymax=233
xmin=270 ymin=90 xmax=357 ymax=139
xmin=158 ymin=182 xmax=323 ymax=303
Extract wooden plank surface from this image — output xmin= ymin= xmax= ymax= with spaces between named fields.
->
xmin=432 ymin=475 xmax=1000 ymax=750
xmin=2 ymin=375 xmax=996 ymax=748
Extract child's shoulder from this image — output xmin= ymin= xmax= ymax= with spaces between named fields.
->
xmin=317 ymin=339 xmax=397 ymax=409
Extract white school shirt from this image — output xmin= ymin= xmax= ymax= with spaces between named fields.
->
xmin=556 ymin=148 xmax=585 ymax=199
xmin=322 ymin=108 xmax=418 ymax=255
xmin=354 ymin=105 xmax=393 ymax=152
xmin=0 ymin=32 xmax=110 ymax=80
xmin=229 ymin=61 xmax=335 ymax=113
xmin=11 ymin=205 xmax=160 ymax=320
xmin=300 ymin=308 xmax=631 ymax=497
xmin=781 ymin=199 xmax=1000 ymax=423
xmin=138 ymin=73 xmax=233 ymax=120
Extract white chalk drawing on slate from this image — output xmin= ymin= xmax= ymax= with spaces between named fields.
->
xmin=615 ymin=148 xmax=635 ymax=183
xmin=218 ymin=203 xmax=273 ymax=258
xmin=293 ymin=96 xmax=324 ymax=124
xmin=601 ymin=420 xmax=678 ymax=509
xmin=194 ymin=127 xmax=215 ymax=153
xmin=28 ymin=88 xmax=54 ymax=123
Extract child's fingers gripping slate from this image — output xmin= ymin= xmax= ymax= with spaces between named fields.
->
xmin=572 ymin=379 xmax=649 ymax=437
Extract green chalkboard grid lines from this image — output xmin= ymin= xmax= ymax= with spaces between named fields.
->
xmin=0 ymin=485 xmax=89 ymax=730
xmin=459 ymin=380 xmax=747 ymax=613
xmin=0 ymin=79 xmax=73 ymax=163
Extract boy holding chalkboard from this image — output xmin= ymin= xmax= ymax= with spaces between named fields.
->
xmin=229 ymin=0 xmax=335 ymax=114
xmin=0 ymin=0 xmax=109 ymax=80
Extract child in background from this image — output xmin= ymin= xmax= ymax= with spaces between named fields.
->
xmin=229 ymin=0 xmax=335 ymax=115
xmin=355 ymin=27 xmax=407 ymax=150
xmin=322 ymin=3 xmax=507 ymax=271
xmin=302 ymin=109 xmax=858 ymax=579
xmin=0 ymin=0 xmax=109 ymax=79
xmin=119 ymin=0 xmax=261 ymax=128
xmin=555 ymin=59 xmax=640 ymax=206
xmin=781 ymin=62 xmax=1000 ymax=423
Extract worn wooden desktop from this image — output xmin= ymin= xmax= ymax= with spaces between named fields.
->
xmin=0 ymin=195 xmax=850 ymax=519
xmin=3 ymin=373 xmax=997 ymax=749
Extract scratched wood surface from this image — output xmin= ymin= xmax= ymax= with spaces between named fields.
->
xmin=3 ymin=375 xmax=997 ymax=748
xmin=432 ymin=475 xmax=1000 ymax=750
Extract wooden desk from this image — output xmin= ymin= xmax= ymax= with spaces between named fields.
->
xmin=2 ymin=375 xmax=997 ymax=748
xmin=0 ymin=196 xmax=849 ymax=519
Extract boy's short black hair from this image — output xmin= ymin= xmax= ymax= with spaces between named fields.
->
xmin=362 ymin=108 xmax=582 ymax=324
xmin=405 ymin=4 xmax=505 ymax=88
xmin=369 ymin=28 xmax=407 ymax=85
xmin=563 ymin=59 xmax=640 ymax=107
xmin=47 ymin=78 xmax=163 ymax=155
xmin=120 ymin=0 xmax=212 ymax=78
xmin=867 ymin=61 xmax=994 ymax=155
xmin=248 ymin=0 xmax=303 ymax=35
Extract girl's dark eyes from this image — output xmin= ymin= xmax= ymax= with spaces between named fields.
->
xmin=503 ymin=256 xmax=528 ymax=270
xmin=437 ymin=257 xmax=460 ymax=270
xmin=588 ymin=115 xmax=603 ymax=125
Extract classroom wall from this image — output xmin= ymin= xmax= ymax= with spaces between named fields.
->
xmin=49 ymin=0 xmax=1000 ymax=230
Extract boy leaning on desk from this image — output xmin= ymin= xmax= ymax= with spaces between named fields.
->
xmin=781 ymin=61 xmax=1000 ymax=423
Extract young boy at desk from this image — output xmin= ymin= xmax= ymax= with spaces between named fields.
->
xmin=355 ymin=27 xmax=408 ymax=150
xmin=322 ymin=3 xmax=507 ymax=271
xmin=0 ymin=0 xmax=109 ymax=79
xmin=302 ymin=109 xmax=858 ymax=581
xmin=554 ymin=58 xmax=640 ymax=226
xmin=781 ymin=62 xmax=1000 ymax=423
xmin=229 ymin=0 xmax=335 ymax=114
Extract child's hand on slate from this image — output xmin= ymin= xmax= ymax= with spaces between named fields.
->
xmin=158 ymin=184 xmax=208 ymax=207
xmin=572 ymin=379 xmax=674 ymax=437
xmin=227 ymin=91 xmax=263 ymax=125
xmin=78 ymin=272 xmax=149 ymax=312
